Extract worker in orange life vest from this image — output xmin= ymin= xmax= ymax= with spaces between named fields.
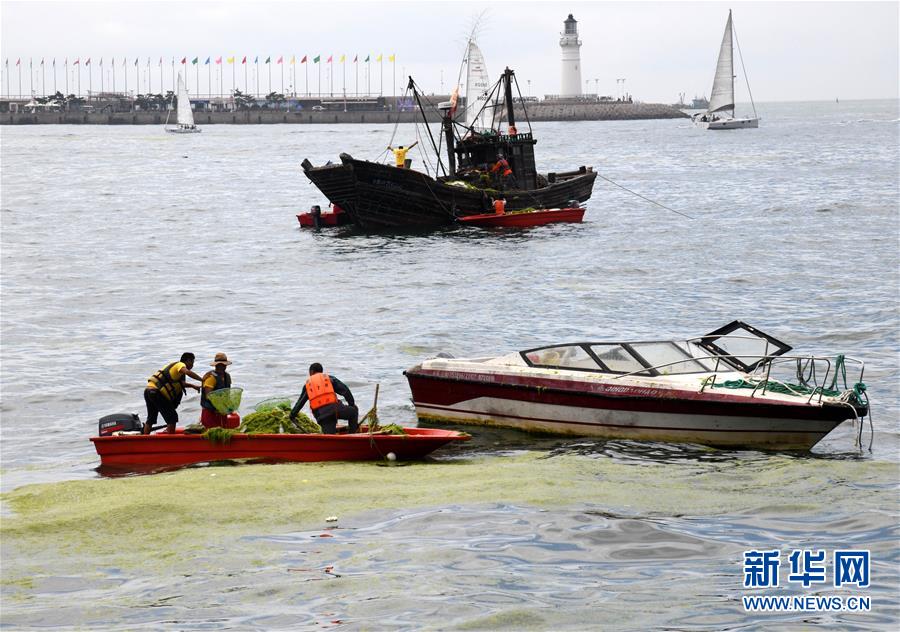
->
xmin=492 ymin=197 xmax=506 ymax=215
xmin=290 ymin=363 xmax=359 ymax=434
xmin=490 ymin=152 xmax=516 ymax=189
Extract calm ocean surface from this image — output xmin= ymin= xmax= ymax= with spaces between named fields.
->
xmin=1 ymin=100 xmax=898 ymax=629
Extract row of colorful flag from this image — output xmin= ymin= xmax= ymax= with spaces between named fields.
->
xmin=5 ymin=55 xmax=397 ymax=67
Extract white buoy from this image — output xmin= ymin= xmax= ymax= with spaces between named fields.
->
xmin=386 ymin=452 xmax=397 ymax=462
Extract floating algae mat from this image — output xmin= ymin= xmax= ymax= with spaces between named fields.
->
xmin=2 ymin=454 xmax=898 ymax=580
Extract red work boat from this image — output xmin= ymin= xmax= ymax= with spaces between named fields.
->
xmin=90 ymin=427 xmax=470 ymax=468
xmin=297 ymin=203 xmax=353 ymax=227
xmin=458 ymin=207 xmax=585 ymax=228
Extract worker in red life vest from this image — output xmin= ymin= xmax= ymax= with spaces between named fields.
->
xmin=492 ymin=197 xmax=506 ymax=215
xmin=290 ymin=363 xmax=359 ymax=434
xmin=491 ymin=152 xmax=516 ymax=189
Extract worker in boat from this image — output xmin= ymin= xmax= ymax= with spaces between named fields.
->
xmin=491 ymin=153 xmax=516 ymax=189
xmin=200 ymin=352 xmax=238 ymax=429
xmin=508 ymin=124 xmax=517 ymax=136
xmin=492 ymin=197 xmax=506 ymax=215
xmin=143 ymin=353 xmax=204 ymax=434
xmin=290 ymin=363 xmax=359 ymax=434
xmin=387 ymin=140 xmax=418 ymax=168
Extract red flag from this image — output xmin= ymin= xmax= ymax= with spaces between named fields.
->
xmin=301 ymin=55 xmax=307 ymax=63
xmin=73 ymin=58 xmax=80 ymax=65
xmin=277 ymin=56 xmax=283 ymax=64
xmin=215 ymin=56 xmax=222 ymax=64
xmin=181 ymin=57 xmax=187 ymax=64
xmin=327 ymin=55 xmax=333 ymax=63
xmin=16 ymin=58 xmax=20 ymax=66
xmin=241 ymin=56 xmax=247 ymax=64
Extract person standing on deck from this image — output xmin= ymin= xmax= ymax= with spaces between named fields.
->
xmin=143 ymin=353 xmax=203 ymax=434
xmin=387 ymin=140 xmax=418 ymax=168
xmin=290 ymin=363 xmax=359 ymax=434
xmin=491 ymin=153 xmax=516 ymax=189
xmin=200 ymin=352 xmax=238 ymax=429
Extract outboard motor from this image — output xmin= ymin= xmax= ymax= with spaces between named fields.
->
xmin=98 ymin=413 xmax=142 ymax=436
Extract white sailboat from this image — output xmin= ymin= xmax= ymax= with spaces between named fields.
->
xmin=693 ymin=10 xmax=759 ymax=130
xmin=165 ymin=73 xmax=200 ymax=134
xmin=463 ymin=38 xmax=493 ymax=132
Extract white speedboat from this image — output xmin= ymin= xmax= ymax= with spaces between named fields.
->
xmin=404 ymin=321 xmax=869 ymax=451
xmin=165 ymin=73 xmax=201 ymax=134
xmin=693 ymin=10 xmax=759 ymax=130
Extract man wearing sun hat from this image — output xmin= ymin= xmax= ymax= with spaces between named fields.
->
xmin=200 ymin=352 xmax=239 ymax=429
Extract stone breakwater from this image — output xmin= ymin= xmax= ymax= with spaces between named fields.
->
xmin=2 ymin=102 xmax=687 ymax=125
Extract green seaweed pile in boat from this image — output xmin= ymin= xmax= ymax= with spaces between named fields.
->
xmin=202 ymin=426 xmax=236 ymax=444
xmin=239 ymin=406 xmax=321 ymax=434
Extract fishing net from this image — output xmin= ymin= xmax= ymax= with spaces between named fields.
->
xmin=253 ymin=397 xmax=293 ymax=413
xmin=207 ymin=387 xmax=243 ymax=414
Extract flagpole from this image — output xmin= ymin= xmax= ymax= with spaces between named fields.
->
xmin=268 ymin=59 xmax=271 ymax=94
xmin=244 ymin=59 xmax=248 ymax=95
xmin=41 ymin=60 xmax=45 ymax=96
xmin=209 ymin=60 xmax=212 ymax=99
xmin=159 ymin=58 xmax=163 ymax=95
xmin=318 ymin=59 xmax=321 ymax=97
xmin=293 ymin=59 xmax=296 ymax=96
xmin=109 ymin=58 xmax=113 ymax=94
xmin=196 ymin=60 xmax=200 ymax=96
xmin=76 ymin=61 xmax=80 ymax=97
xmin=18 ymin=61 xmax=22 ymax=98
xmin=232 ymin=59 xmax=235 ymax=96
xmin=355 ymin=56 xmax=358 ymax=97
xmin=255 ymin=58 xmax=258 ymax=97
xmin=305 ymin=59 xmax=308 ymax=97
xmin=29 ymin=59 xmax=33 ymax=96
xmin=379 ymin=57 xmax=383 ymax=96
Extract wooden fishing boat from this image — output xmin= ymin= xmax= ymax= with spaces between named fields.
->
xmin=302 ymin=67 xmax=597 ymax=230
xmin=458 ymin=206 xmax=585 ymax=228
xmin=90 ymin=427 xmax=470 ymax=467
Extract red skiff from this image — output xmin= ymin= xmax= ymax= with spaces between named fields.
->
xmin=458 ymin=207 xmax=585 ymax=228
xmin=90 ymin=427 xmax=469 ymax=467
xmin=296 ymin=204 xmax=352 ymax=227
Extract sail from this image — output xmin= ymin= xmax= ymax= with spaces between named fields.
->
xmin=707 ymin=11 xmax=735 ymax=115
xmin=463 ymin=40 xmax=492 ymax=130
xmin=176 ymin=74 xmax=195 ymax=127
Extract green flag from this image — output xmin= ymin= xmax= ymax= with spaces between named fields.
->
xmin=364 ymin=55 xmax=370 ymax=62
xmin=265 ymin=56 xmax=271 ymax=64
xmin=191 ymin=57 xmax=198 ymax=64
xmin=313 ymin=55 xmax=320 ymax=63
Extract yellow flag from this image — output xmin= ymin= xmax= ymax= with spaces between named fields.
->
xmin=388 ymin=54 xmax=395 ymax=63
xmin=227 ymin=56 xmax=235 ymax=64
xmin=290 ymin=55 xmax=295 ymax=65
xmin=376 ymin=53 xmax=382 ymax=62
xmin=339 ymin=54 xmax=346 ymax=63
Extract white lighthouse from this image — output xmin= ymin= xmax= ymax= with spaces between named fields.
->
xmin=559 ymin=14 xmax=583 ymax=97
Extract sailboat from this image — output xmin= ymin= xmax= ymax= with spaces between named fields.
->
xmin=693 ymin=10 xmax=759 ymax=130
xmin=165 ymin=73 xmax=201 ymax=134
xmin=462 ymin=37 xmax=493 ymax=133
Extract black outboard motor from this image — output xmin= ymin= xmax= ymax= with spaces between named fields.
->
xmin=98 ymin=413 xmax=142 ymax=436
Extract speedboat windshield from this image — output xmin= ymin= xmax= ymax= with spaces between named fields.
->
xmin=522 ymin=341 xmax=717 ymax=376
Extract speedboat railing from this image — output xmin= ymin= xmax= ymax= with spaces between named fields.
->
xmin=611 ymin=351 xmax=865 ymax=405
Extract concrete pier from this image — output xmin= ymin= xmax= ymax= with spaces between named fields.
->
xmin=1 ymin=102 xmax=687 ymax=125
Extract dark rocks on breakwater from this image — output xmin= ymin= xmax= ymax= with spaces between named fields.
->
xmin=1 ymin=102 xmax=687 ymax=125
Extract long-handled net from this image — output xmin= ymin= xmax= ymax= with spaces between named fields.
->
xmin=206 ymin=387 xmax=243 ymax=414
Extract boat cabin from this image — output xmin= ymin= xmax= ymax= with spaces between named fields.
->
xmin=454 ymin=131 xmax=538 ymax=190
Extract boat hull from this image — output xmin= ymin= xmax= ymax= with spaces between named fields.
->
xmin=404 ymin=368 xmax=852 ymax=450
xmin=90 ymin=428 xmax=469 ymax=467
xmin=696 ymin=117 xmax=759 ymax=130
xmin=459 ymin=207 xmax=585 ymax=228
xmin=303 ymin=154 xmax=597 ymax=230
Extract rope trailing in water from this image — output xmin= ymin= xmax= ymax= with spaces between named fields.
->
xmin=596 ymin=172 xmax=695 ymax=220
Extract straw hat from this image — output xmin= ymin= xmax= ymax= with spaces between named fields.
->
xmin=211 ymin=352 xmax=232 ymax=367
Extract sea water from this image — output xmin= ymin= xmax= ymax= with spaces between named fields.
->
xmin=1 ymin=100 xmax=898 ymax=629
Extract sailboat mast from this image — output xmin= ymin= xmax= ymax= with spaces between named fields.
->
xmin=728 ymin=10 xmax=735 ymax=118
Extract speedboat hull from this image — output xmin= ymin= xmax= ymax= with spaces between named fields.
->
xmin=91 ymin=427 xmax=470 ymax=467
xmin=405 ymin=367 xmax=849 ymax=450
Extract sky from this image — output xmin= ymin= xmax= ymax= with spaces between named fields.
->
xmin=1 ymin=0 xmax=898 ymax=102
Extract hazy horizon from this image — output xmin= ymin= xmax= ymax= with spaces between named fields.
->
xmin=1 ymin=1 xmax=898 ymax=103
